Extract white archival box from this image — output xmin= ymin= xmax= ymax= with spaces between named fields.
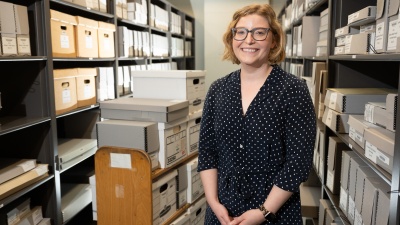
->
xmin=187 ymin=196 xmax=207 ymax=225
xmin=0 ymin=159 xmax=37 ymax=184
xmin=170 ymin=212 xmax=190 ymax=225
xmin=158 ymin=117 xmax=188 ymax=168
xmin=131 ymin=70 xmax=206 ymax=114
xmin=152 ymin=170 xmax=178 ymax=225
xmin=99 ymin=97 xmax=189 ymax=123
xmin=186 ymin=156 xmax=204 ymax=203
xmin=187 ymin=110 xmax=202 ymax=156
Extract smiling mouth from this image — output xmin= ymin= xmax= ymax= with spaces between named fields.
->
xmin=242 ymin=48 xmax=258 ymax=52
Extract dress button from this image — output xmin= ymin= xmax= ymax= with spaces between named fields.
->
xmin=240 ymin=144 xmax=243 ymax=148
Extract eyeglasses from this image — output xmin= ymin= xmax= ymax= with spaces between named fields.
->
xmin=231 ymin=27 xmax=271 ymax=41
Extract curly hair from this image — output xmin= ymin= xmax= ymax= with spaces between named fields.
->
xmin=222 ymin=4 xmax=286 ymax=64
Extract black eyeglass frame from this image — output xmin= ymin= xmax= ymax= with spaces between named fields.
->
xmin=231 ymin=27 xmax=271 ymax=41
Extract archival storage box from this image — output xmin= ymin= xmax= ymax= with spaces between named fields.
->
xmin=57 ymin=138 xmax=97 ymax=170
xmin=99 ymin=97 xmax=189 ymax=123
xmin=152 ymin=170 xmax=177 ymax=225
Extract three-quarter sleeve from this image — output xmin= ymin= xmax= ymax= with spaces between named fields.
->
xmin=273 ymin=79 xmax=316 ymax=193
xmin=197 ymin=81 xmax=219 ymax=172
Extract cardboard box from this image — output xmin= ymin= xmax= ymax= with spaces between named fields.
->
xmin=0 ymin=197 xmax=30 ymax=225
xmin=0 ymin=164 xmax=49 ymax=200
xmin=0 ymin=159 xmax=37 ymax=184
xmin=96 ymin=119 xmax=159 ymax=170
xmin=364 ymin=126 xmax=395 ymax=174
xmin=131 ymin=70 xmax=206 ymax=115
xmin=98 ymin=22 xmax=115 ymax=57
xmin=297 ymin=16 xmax=320 ymax=56
xmin=322 ymin=107 xmax=352 ymax=133
xmin=299 ymin=184 xmax=321 ymax=218
xmin=347 ymin=156 xmax=368 ymax=223
xmin=318 ymin=199 xmax=333 ymax=225
xmin=187 ymin=110 xmax=202 ymax=156
xmin=348 ymin=6 xmax=377 ymax=26
xmin=158 ymin=119 xmax=187 ymax=168
xmin=152 ymin=170 xmax=177 ymax=224
xmin=324 ymin=88 xmax=394 ymax=113
xmin=176 ymin=164 xmax=188 ymax=209
xmin=14 ymin=4 xmax=31 ymax=56
xmin=364 ymin=102 xmax=386 ymax=126
xmin=53 ymin=69 xmax=78 ymax=115
xmin=339 ymin=151 xmax=358 ymax=213
xmin=61 ymin=183 xmax=92 ymax=223
xmin=50 ymin=10 xmax=77 ymax=58
xmin=362 ymin=176 xmax=390 ymax=225
xmin=335 ymin=26 xmax=360 ymax=38
xmin=75 ymin=16 xmax=99 ymax=58
xmin=17 ymin=206 xmax=43 ymax=225
xmin=345 ymin=32 xmax=376 ymax=54
xmin=170 ymin=213 xmax=190 ymax=225
xmin=326 ymin=136 xmax=350 ymax=194
xmin=334 ymin=46 xmax=345 ymax=55
xmin=99 ymin=0 xmax=107 ymax=12
xmin=72 ymin=0 xmax=99 ymax=10
xmin=374 ymin=0 xmax=389 ymax=53
xmin=187 ymin=197 xmax=207 ymax=225
xmin=354 ymin=166 xmax=379 ymax=221
xmin=0 ymin=2 xmax=17 ymax=56
xmin=76 ymin=68 xmax=97 ymax=107
xmin=99 ymin=98 xmax=189 ymax=123
xmin=186 ymin=157 xmax=204 ymax=203
xmin=386 ymin=0 xmax=400 ymax=52
xmin=347 ymin=114 xmax=379 ymax=149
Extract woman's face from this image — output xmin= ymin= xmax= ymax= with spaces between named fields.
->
xmin=232 ymin=14 xmax=275 ymax=68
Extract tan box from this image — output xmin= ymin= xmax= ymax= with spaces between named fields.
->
xmin=73 ymin=0 xmax=99 ymax=10
xmin=53 ymin=68 xmax=78 ymax=115
xmin=347 ymin=156 xmax=368 ymax=224
xmin=347 ymin=114 xmax=379 ymax=149
xmin=348 ymin=6 xmax=377 ymax=25
xmin=98 ymin=0 xmax=107 ymax=12
xmin=299 ymin=184 xmax=321 ymax=218
xmin=17 ymin=206 xmax=43 ymax=225
xmin=0 ymin=164 xmax=48 ymax=200
xmin=50 ymin=10 xmax=77 ymax=58
xmin=374 ymin=0 xmax=389 ymax=53
xmin=361 ymin=177 xmax=386 ymax=225
xmin=14 ymin=4 xmax=31 ymax=56
xmin=386 ymin=0 xmax=400 ymax=52
xmin=76 ymin=68 xmax=97 ymax=108
xmin=0 ymin=1 xmax=17 ymax=56
xmin=318 ymin=199 xmax=333 ymax=225
xmin=326 ymin=136 xmax=350 ymax=194
xmin=364 ymin=126 xmax=395 ymax=174
xmin=98 ymin=22 xmax=115 ymax=57
xmin=0 ymin=158 xmax=37 ymax=184
xmin=354 ymin=166 xmax=379 ymax=220
xmin=339 ymin=151 xmax=358 ymax=214
xmin=335 ymin=26 xmax=360 ymax=38
xmin=75 ymin=16 xmax=99 ymax=58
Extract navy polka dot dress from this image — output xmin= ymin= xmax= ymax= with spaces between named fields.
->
xmin=197 ymin=65 xmax=316 ymax=225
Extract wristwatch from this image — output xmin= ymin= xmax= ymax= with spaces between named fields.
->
xmin=259 ymin=204 xmax=277 ymax=223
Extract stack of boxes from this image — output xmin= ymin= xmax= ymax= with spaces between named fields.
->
xmin=0 ymin=2 xmax=31 ymax=56
xmin=316 ymin=8 xmax=329 ymax=56
xmin=53 ymin=68 xmax=97 ymax=115
xmin=50 ymin=9 xmax=116 ymax=58
xmin=126 ymin=0 xmax=148 ymax=25
xmin=95 ymin=70 xmax=206 ymax=223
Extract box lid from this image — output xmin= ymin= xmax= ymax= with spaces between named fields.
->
xmin=100 ymin=97 xmax=188 ymax=113
xmin=152 ymin=169 xmax=177 ymax=190
xmin=76 ymin=16 xmax=99 ymax=28
xmin=77 ymin=68 xmax=97 ymax=76
xmin=58 ymin=138 xmax=97 ymax=161
xmin=54 ymin=68 xmax=78 ymax=79
xmin=347 ymin=114 xmax=379 ymax=134
xmin=131 ymin=70 xmax=206 ymax=79
xmin=98 ymin=21 xmax=116 ymax=31
xmin=50 ymin=10 xmax=77 ymax=25
xmin=364 ymin=126 xmax=395 ymax=156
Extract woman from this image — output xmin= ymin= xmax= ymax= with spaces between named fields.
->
xmin=198 ymin=4 xmax=316 ymax=225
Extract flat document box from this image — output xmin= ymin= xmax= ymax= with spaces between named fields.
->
xmin=61 ymin=183 xmax=92 ymax=223
xmin=0 ymin=159 xmax=36 ymax=184
xmin=324 ymin=88 xmax=395 ymax=113
xmin=58 ymin=138 xmax=97 ymax=164
xmin=0 ymin=164 xmax=49 ymax=200
xmin=100 ymin=97 xmax=189 ymax=123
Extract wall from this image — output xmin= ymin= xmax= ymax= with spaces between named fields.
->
xmin=168 ymin=0 xmax=276 ymax=90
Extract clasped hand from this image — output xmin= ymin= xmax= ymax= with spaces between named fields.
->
xmin=212 ymin=203 xmax=266 ymax=225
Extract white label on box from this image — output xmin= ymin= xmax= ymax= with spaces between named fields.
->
xmin=1 ymin=37 xmax=17 ymax=55
xmin=377 ymin=151 xmax=390 ymax=165
xmin=376 ymin=22 xmax=384 ymax=36
xmin=388 ymin=19 xmax=398 ymax=50
xmin=361 ymin=24 xmax=375 ymax=33
xmin=364 ymin=104 xmax=374 ymax=123
xmin=365 ymin=141 xmax=378 ymax=163
xmin=85 ymin=34 xmax=93 ymax=48
xmin=340 ymin=187 xmax=348 ymax=212
xmin=17 ymin=37 xmax=31 ymax=55
xmin=316 ymin=48 xmax=320 ymax=56
xmin=329 ymin=92 xmax=337 ymax=107
xmin=84 ymin=85 xmax=91 ymax=98
xmin=375 ymin=35 xmax=384 ymax=50
xmin=104 ymin=38 xmax=110 ymax=50
xmin=62 ymin=89 xmax=71 ymax=103
xmin=60 ymin=33 xmax=70 ymax=48
xmin=349 ymin=127 xmax=356 ymax=140
xmin=18 ymin=160 xmax=35 ymax=171
xmin=149 ymin=152 xmax=159 ymax=170
xmin=110 ymin=153 xmax=132 ymax=169
xmin=319 ymin=158 xmax=324 ymax=178
xmin=335 ymin=28 xmax=344 ymax=36
xmin=375 ymin=22 xmax=384 ymax=50
xmin=354 ymin=209 xmax=363 ymax=225
xmin=327 ymin=109 xmax=333 ymax=123
xmin=348 ymin=197 xmax=356 ymax=219
xmin=397 ymin=15 xmax=400 ymax=38
xmin=326 ymin=170 xmax=334 ymax=191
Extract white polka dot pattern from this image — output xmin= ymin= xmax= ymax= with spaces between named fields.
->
xmin=197 ymin=65 xmax=316 ymax=224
